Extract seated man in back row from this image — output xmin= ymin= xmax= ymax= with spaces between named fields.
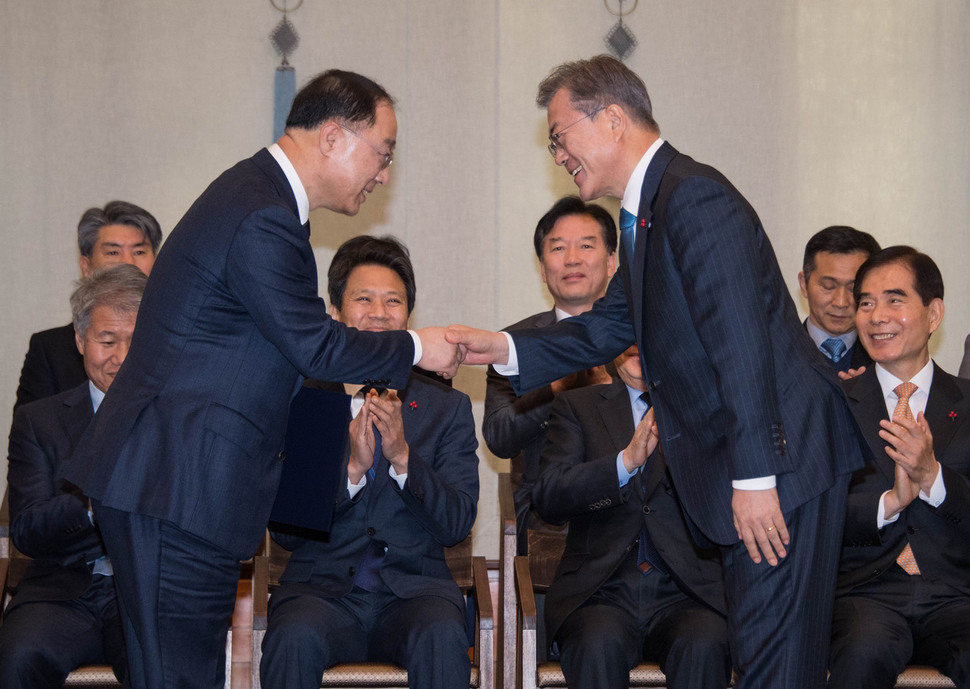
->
xmin=260 ymin=235 xmax=479 ymax=689
xmin=1 ymin=264 xmax=148 ymax=688
xmin=830 ymin=246 xmax=970 ymax=688
xmin=533 ymin=344 xmax=731 ymax=689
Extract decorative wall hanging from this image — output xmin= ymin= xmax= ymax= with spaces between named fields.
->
xmin=604 ymin=0 xmax=638 ymax=61
xmin=270 ymin=0 xmax=302 ymax=141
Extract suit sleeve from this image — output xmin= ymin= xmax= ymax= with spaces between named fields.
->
xmin=510 ymin=278 xmax=635 ymax=395
xmin=533 ymin=393 xmax=627 ymax=526
xmin=7 ymin=407 xmax=102 ymax=563
xmin=482 ymin=363 xmax=555 ymax=459
xmin=225 ymin=206 xmax=415 ymax=390
xmin=931 ymin=462 xmax=970 ymax=537
xmin=395 ymin=393 xmax=479 ymax=547
xmin=663 ymin=176 xmax=784 ymax=480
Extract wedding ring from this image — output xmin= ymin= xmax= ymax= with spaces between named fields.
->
xmin=765 ymin=526 xmax=776 ymax=533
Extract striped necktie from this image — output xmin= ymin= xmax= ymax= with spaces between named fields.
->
xmin=893 ymin=381 xmax=921 ymax=576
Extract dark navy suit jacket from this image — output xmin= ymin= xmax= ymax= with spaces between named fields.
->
xmin=14 ymin=323 xmax=86 ymax=413
xmin=509 ymin=142 xmax=865 ymax=546
xmin=63 ymin=149 xmax=415 ymax=559
xmin=272 ymin=373 xmax=479 ymax=614
xmin=533 ymin=378 xmax=726 ymax=643
xmin=7 ymin=383 xmax=104 ymax=612
xmin=838 ymin=364 xmax=970 ymax=597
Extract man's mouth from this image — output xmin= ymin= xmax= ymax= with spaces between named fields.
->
xmin=869 ymin=333 xmax=897 ymax=341
xmin=570 ymin=165 xmax=583 ymax=178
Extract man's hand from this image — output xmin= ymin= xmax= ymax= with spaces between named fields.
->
xmin=838 ymin=365 xmax=867 ymax=381
xmin=368 ymin=390 xmax=408 ymax=474
xmin=414 ymin=326 xmax=464 ymax=379
xmin=445 ymin=325 xmax=509 ymax=366
xmin=883 ymin=461 xmax=920 ymax=521
xmin=347 ymin=390 xmax=378 ymax=484
xmin=880 ymin=411 xmax=940 ymax=494
xmin=622 ymin=407 xmax=659 ymax=473
xmin=732 ymin=487 xmax=789 ymax=566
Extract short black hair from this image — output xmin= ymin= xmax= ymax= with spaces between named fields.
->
xmin=327 ymin=235 xmax=416 ymax=314
xmin=853 ymin=245 xmax=944 ymax=306
xmin=533 ymin=196 xmax=618 ymax=259
xmin=286 ymin=69 xmax=394 ymax=131
xmin=77 ymin=201 xmax=162 ymax=256
xmin=801 ymin=226 xmax=881 ymax=277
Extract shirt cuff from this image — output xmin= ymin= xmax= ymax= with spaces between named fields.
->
xmin=919 ymin=462 xmax=946 ymax=507
xmin=408 ymin=330 xmax=422 ymax=367
xmin=348 ymin=475 xmax=366 ymax=499
xmin=732 ymin=476 xmax=776 ymax=490
xmin=617 ymin=451 xmax=638 ymax=487
xmin=492 ymin=332 xmax=519 ymax=376
xmin=389 ymin=464 xmax=408 ymax=490
xmin=878 ymin=491 xmax=900 ymax=528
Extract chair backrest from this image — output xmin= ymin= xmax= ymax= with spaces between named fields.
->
xmin=525 ymin=529 xmax=567 ymax=591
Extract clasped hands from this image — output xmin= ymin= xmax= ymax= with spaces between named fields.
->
xmin=880 ymin=410 xmax=940 ymax=520
xmin=413 ymin=325 xmax=510 ymax=379
xmin=347 ymin=388 xmax=409 ymax=485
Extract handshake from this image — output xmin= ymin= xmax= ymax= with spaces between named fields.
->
xmin=413 ymin=326 xmax=510 ymax=379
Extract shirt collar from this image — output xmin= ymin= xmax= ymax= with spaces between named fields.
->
xmin=624 ymin=382 xmax=650 ymax=415
xmin=621 ymin=138 xmax=665 ymax=216
xmin=875 ymin=358 xmax=935 ymax=398
xmin=267 ymin=143 xmax=310 ymax=225
xmin=805 ymin=320 xmax=859 ymax=352
xmin=89 ymin=381 xmax=105 ymax=413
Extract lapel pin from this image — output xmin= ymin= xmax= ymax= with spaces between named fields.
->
xmin=949 ymin=411 xmax=957 ymax=420
xmin=409 ymin=401 xmax=418 ymax=410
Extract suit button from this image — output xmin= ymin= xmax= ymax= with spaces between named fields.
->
xmin=366 ymin=527 xmax=376 ymax=536
xmin=349 ymin=566 xmax=356 ymax=576
xmin=642 ymin=506 xmax=652 ymax=515
xmin=278 ymin=451 xmax=286 ymax=461
xmin=907 ymin=526 xmax=917 ymax=535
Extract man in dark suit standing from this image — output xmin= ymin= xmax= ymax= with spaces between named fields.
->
xmin=830 ymin=246 xmax=970 ymax=688
xmin=63 ymin=70 xmax=461 ymax=689
xmin=260 ymin=236 xmax=478 ymax=689
xmin=534 ymin=344 xmax=730 ymax=689
xmin=1 ymin=264 xmax=147 ymax=688
xmin=797 ymin=225 xmax=880 ymax=375
xmin=449 ymin=55 xmax=864 ymax=688
xmin=13 ymin=201 xmax=161 ymax=411
xmin=483 ymin=196 xmax=616 ymax=553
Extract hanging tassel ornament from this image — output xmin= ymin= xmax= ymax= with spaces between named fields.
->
xmin=604 ymin=0 xmax=638 ymax=61
xmin=270 ymin=0 xmax=302 ymax=142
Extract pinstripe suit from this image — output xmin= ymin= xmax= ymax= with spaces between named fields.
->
xmin=506 ymin=142 xmax=865 ymax=688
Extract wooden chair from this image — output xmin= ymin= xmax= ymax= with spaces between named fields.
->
xmin=498 ymin=472 xmax=518 ymax=689
xmin=251 ymin=532 xmax=494 ymax=689
xmin=0 ymin=487 xmax=233 ymax=688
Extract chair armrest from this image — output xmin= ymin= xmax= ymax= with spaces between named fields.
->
xmin=0 ymin=556 xmax=9 ymax=623
xmin=252 ymin=555 xmax=269 ymax=631
xmin=0 ymin=487 xmax=10 ymax=559
xmin=498 ymin=473 xmax=517 ymax=689
xmin=515 ymin=555 xmax=537 ymax=689
xmin=471 ymin=556 xmax=494 ymax=689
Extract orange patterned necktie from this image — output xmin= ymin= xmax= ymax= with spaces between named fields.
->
xmin=892 ymin=381 xmax=921 ymax=575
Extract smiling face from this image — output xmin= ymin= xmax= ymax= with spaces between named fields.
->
xmin=546 ymin=89 xmax=625 ymax=201
xmin=614 ymin=344 xmax=645 ymax=391
xmin=329 ymin=263 xmax=409 ymax=332
xmin=798 ymin=250 xmax=869 ymax=336
xmin=539 ymin=213 xmax=615 ymax=314
xmin=855 ymin=261 xmax=943 ymax=381
xmin=80 ymin=224 xmax=156 ymax=277
xmin=326 ymin=102 xmax=397 ymax=216
xmin=75 ymin=305 xmax=136 ymax=393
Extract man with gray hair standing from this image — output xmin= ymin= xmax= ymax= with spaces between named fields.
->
xmin=1 ymin=263 xmax=147 ymax=688
xmin=14 ymin=200 xmax=161 ymax=410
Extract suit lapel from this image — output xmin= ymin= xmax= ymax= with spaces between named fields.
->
xmin=597 ymin=379 xmax=635 ymax=455
xmin=630 ymin=142 xmax=678 ymax=340
xmin=925 ymin=363 xmax=967 ymax=458
xmin=62 ymin=383 xmax=95 ymax=447
xmin=846 ymin=370 xmax=895 ymax=483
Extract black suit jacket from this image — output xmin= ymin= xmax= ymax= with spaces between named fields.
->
xmin=64 ymin=149 xmax=415 ymax=559
xmin=272 ymin=373 xmax=479 ymax=614
xmin=837 ymin=364 xmax=970 ymax=596
xmin=6 ymin=383 xmax=105 ymax=613
xmin=510 ymin=142 xmax=865 ymax=545
xmin=14 ymin=323 xmax=85 ymax=413
xmin=533 ymin=378 xmax=726 ymax=643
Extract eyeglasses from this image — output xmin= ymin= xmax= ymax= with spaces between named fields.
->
xmin=340 ymin=124 xmax=394 ymax=170
xmin=547 ymin=108 xmax=603 ymax=157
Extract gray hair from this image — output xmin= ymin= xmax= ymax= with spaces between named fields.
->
xmin=71 ymin=263 xmax=148 ymax=339
xmin=77 ymin=200 xmax=163 ymax=257
xmin=536 ymin=55 xmax=659 ymax=133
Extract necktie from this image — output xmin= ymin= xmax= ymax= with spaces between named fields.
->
xmin=820 ymin=337 xmax=847 ymax=363
xmin=635 ymin=393 xmax=666 ymax=575
xmin=892 ymin=381 xmax=921 ymax=575
xmin=356 ymin=424 xmax=387 ymax=591
xmin=619 ymin=208 xmax=636 ymax=264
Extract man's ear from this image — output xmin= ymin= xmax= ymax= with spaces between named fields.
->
xmin=928 ymin=298 xmax=944 ymax=335
xmin=318 ymin=121 xmax=342 ymax=157
xmin=79 ymin=255 xmax=93 ymax=278
xmin=75 ymin=328 xmax=85 ymax=356
xmin=329 ymin=302 xmax=342 ymax=321
xmin=798 ymin=272 xmax=808 ymax=299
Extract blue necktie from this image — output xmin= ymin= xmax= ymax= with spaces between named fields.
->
xmin=634 ymin=393 xmax=667 ymax=575
xmin=619 ymin=208 xmax=636 ymax=263
xmin=820 ymin=337 xmax=847 ymax=363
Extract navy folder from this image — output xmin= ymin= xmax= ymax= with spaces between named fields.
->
xmin=269 ymin=385 xmax=351 ymax=533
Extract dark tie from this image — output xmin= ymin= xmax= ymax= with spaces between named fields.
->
xmin=820 ymin=337 xmax=847 ymax=363
xmin=635 ymin=393 xmax=666 ymax=575
xmin=620 ymin=208 xmax=636 ymax=264
xmin=892 ymin=382 xmax=921 ymax=576
xmin=355 ymin=424 xmax=387 ymax=591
